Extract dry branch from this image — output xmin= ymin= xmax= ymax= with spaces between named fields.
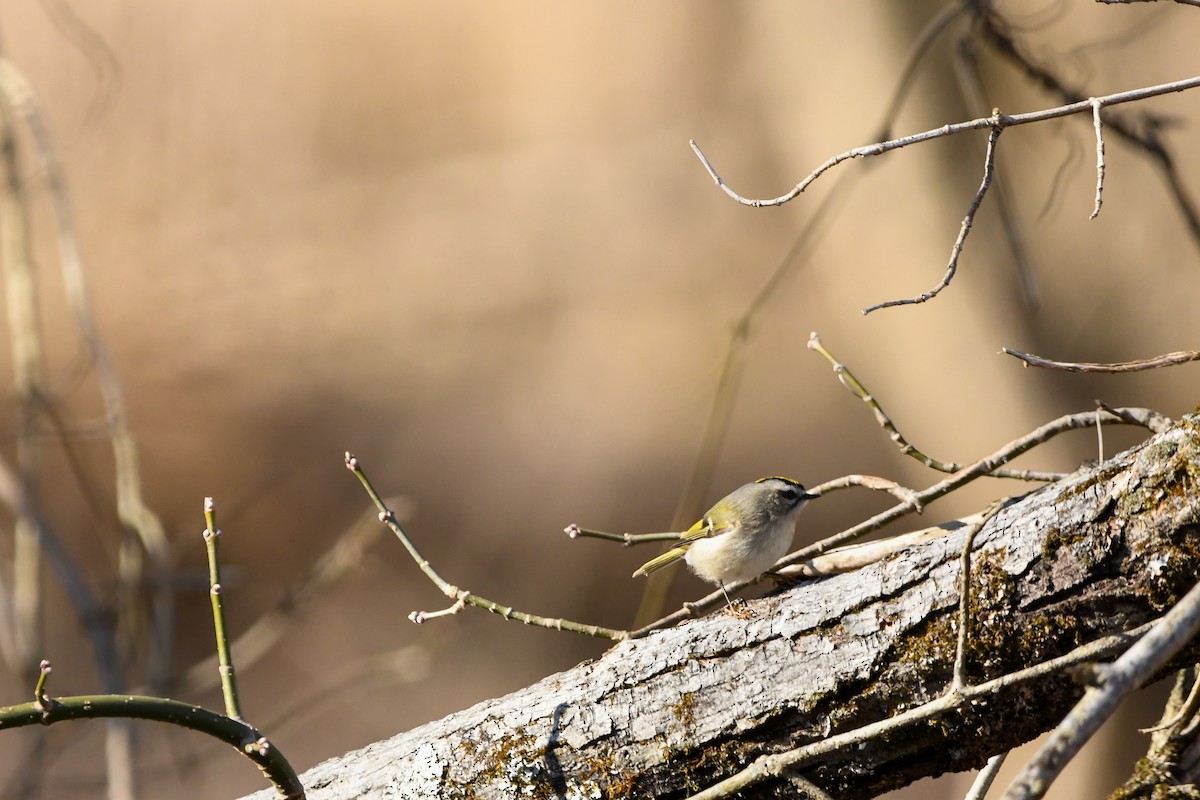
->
xmin=244 ymin=416 xmax=1200 ymax=800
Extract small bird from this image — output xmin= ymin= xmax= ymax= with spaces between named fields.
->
xmin=632 ymin=476 xmax=818 ymax=604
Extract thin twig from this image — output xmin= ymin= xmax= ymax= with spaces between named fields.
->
xmin=966 ymin=753 xmax=1009 ymax=800
xmin=1003 ymin=347 xmax=1200 ymax=373
xmin=202 ymin=498 xmax=242 ymax=722
xmin=1090 ymin=98 xmax=1106 ymax=219
xmin=864 ymin=117 xmax=1002 ymax=314
xmin=572 ymin=475 xmax=920 ymax=550
xmin=563 ymin=525 xmax=693 ymax=546
xmin=684 ymin=620 xmax=1155 ymax=800
xmin=345 ymin=453 xmax=627 ymax=641
xmin=1097 ymin=0 xmax=1200 ymax=5
xmin=953 ymin=34 xmax=1040 ymax=310
xmin=690 ymin=75 xmax=1200 ymax=208
xmin=1140 ymin=667 xmax=1200 ymax=734
xmin=809 ymin=474 xmax=923 ymax=510
xmin=1002 ymin=557 xmax=1200 ymax=800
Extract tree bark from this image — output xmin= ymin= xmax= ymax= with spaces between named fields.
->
xmin=244 ymin=415 xmax=1200 ymax=800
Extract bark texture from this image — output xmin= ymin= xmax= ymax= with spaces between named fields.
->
xmin=245 ymin=416 xmax=1200 ymax=800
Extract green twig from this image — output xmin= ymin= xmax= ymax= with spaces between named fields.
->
xmin=345 ymin=453 xmax=627 ymax=641
xmin=203 ymin=497 xmax=242 ymax=721
xmin=0 ymin=663 xmax=304 ymax=800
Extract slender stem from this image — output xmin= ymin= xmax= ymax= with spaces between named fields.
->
xmin=1003 ymin=347 xmax=1200 ymax=373
xmin=808 ymin=333 xmax=1068 ymax=481
xmin=203 ymin=498 xmax=242 ymax=721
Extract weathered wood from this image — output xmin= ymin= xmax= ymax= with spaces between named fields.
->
xmin=244 ymin=416 xmax=1200 ymax=800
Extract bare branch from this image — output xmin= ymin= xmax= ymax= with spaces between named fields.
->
xmin=952 ymin=33 xmax=1040 ymax=311
xmin=1090 ymin=98 xmax=1106 ymax=219
xmin=1097 ymin=0 xmax=1200 ymax=5
xmin=864 ymin=113 xmax=998 ymax=311
xmin=1004 ymin=346 xmax=1200 ymax=373
xmin=691 ymin=75 xmax=1200 ymax=209
xmin=977 ymin=12 xmax=1200 ymax=247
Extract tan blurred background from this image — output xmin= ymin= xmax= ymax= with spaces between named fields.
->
xmin=0 ymin=1 xmax=1197 ymax=798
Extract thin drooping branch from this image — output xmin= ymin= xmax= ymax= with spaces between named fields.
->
xmin=952 ymin=31 xmax=1040 ymax=310
xmin=862 ymin=116 xmax=1002 ymax=314
xmin=1090 ymin=98 xmax=1106 ymax=219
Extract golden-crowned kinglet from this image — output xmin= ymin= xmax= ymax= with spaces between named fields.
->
xmin=632 ymin=476 xmax=818 ymax=603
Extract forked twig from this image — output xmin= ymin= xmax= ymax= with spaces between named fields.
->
xmin=345 ymin=453 xmax=626 ymax=641
xmin=690 ymin=76 xmax=1200 ymax=209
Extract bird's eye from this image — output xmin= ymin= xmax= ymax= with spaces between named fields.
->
xmin=780 ymin=488 xmax=799 ymax=501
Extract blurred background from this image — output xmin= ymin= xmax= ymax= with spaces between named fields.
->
xmin=0 ymin=1 xmax=1197 ymax=798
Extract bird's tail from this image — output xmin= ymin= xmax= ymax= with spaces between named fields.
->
xmin=632 ymin=546 xmax=689 ymax=578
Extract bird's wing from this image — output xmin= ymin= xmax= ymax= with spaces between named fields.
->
xmin=631 ymin=517 xmax=735 ymax=578
xmin=677 ymin=515 xmax=734 ymax=543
